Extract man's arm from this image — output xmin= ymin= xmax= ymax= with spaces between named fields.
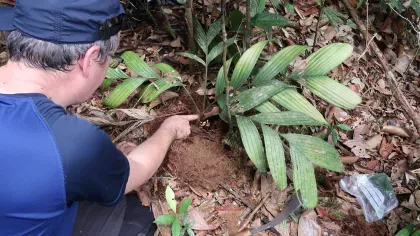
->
xmin=124 ymin=115 xmax=198 ymax=194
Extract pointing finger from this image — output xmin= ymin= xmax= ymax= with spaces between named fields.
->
xmin=181 ymin=115 xmax=200 ymax=121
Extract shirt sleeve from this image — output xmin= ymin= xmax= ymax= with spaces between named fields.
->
xmin=50 ymin=115 xmax=130 ymax=206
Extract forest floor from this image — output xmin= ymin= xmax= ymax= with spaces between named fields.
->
xmin=1 ymin=0 xmax=419 ymax=235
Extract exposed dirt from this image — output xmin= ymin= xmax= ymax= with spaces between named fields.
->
xmin=340 ymin=209 xmax=388 ymax=236
xmin=166 ymin=135 xmax=239 ymax=191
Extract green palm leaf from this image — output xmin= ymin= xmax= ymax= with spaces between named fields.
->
xmin=306 ymin=76 xmax=361 ymax=110
xmin=237 ymin=117 xmax=267 ymax=172
xmin=305 ymin=43 xmax=353 ymax=76
xmin=230 ymin=40 xmax=269 ymax=89
xmin=102 ymin=78 xmax=149 ymax=107
xmin=121 ymin=51 xmax=159 ymax=78
xmin=281 ymin=133 xmax=344 ymax=172
xmin=177 ymin=52 xmax=206 ymax=67
xmin=193 ymin=17 xmax=208 ymax=54
xmin=262 ymin=125 xmax=287 ymax=190
xmin=253 ymin=45 xmax=308 ymax=85
xmin=271 ymin=88 xmax=327 ymax=124
xmin=249 ymin=111 xmax=324 ymax=126
xmin=230 ymin=80 xmax=288 ymax=114
xmin=289 ymin=143 xmax=317 ymax=208
xmin=137 ymin=78 xmax=183 ymax=103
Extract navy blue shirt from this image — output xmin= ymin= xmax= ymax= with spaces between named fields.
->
xmin=0 ymin=93 xmax=130 ymax=235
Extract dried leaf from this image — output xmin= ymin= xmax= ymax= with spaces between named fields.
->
xmin=170 ymin=37 xmax=182 ymax=48
xmin=196 ymin=88 xmax=215 ymax=96
xmin=116 ymin=107 xmax=155 ymax=120
xmin=366 ymin=134 xmax=383 ymax=149
xmin=189 ymin=209 xmax=216 ymax=230
xmin=382 ymin=126 xmax=410 ymax=138
xmin=298 ymin=210 xmax=322 ymax=236
xmin=379 ymin=137 xmax=394 ymax=159
xmin=341 ymin=156 xmax=359 ymax=164
xmin=353 ymin=163 xmax=374 ymax=174
xmin=344 ymin=139 xmax=371 ymax=158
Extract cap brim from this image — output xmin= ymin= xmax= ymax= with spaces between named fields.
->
xmin=0 ymin=6 xmax=16 ymax=31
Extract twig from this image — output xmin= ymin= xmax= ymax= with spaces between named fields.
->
xmin=342 ymin=0 xmax=420 ymax=137
xmin=366 ymin=0 xmax=369 ymax=50
xmin=219 ymin=183 xmax=255 ymax=209
xmin=156 ymin=0 xmax=176 ymax=39
xmin=201 ymin=0 xmax=207 ymax=30
xmin=113 ymin=119 xmax=152 ymax=143
xmin=186 ymin=0 xmax=195 ymax=73
xmin=357 ymin=33 xmax=377 ymax=60
xmin=221 ymin=0 xmax=233 ymax=130
xmin=245 ymin=0 xmax=251 ymax=50
xmin=237 ymin=194 xmax=271 ymax=232
xmin=403 ymin=46 xmax=420 ymax=77
xmin=387 ymin=3 xmax=420 ymax=45
xmin=182 ymin=85 xmax=201 ymax=115
xmin=312 ymin=6 xmax=323 ymax=52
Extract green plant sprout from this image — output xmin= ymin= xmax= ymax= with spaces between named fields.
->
xmin=154 ymin=186 xmax=195 ymax=236
xmin=177 ymin=17 xmax=235 ymax=110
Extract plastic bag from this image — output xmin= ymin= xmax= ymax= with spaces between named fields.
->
xmin=339 ymin=173 xmax=398 ymax=222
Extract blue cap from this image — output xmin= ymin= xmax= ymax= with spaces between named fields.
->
xmin=0 ymin=0 xmax=125 ymax=43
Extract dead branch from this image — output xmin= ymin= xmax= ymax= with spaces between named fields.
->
xmin=219 ymin=183 xmax=256 ymax=209
xmin=342 ymin=0 xmax=420 ymax=137
xmin=237 ymin=193 xmax=271 ymax=232
xmin=221 ymin=0 xmax=233 ymax=130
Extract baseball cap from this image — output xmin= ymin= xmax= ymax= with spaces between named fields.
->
xmin=0 ymin=0 xmax=125 ymax=43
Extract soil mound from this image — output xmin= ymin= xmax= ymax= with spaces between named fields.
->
xmin=167 ymin=136 xmax=238 ymax=191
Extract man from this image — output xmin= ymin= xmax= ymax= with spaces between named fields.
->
xmin=0 ymin=0 xmax=197 ymax=235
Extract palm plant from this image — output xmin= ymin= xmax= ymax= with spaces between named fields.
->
xmin=101 ymin=51 xmax=183 ymax=108
xmin=215 ymin=42 xmax=361 ymax=208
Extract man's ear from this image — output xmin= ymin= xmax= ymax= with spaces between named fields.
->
xmin=78 ymin=45 xmax=100 ymax=78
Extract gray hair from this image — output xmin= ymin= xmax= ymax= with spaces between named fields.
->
xmin=6 ymin=31 xmax=120 ymax=72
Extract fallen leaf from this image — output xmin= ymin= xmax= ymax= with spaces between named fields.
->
xmin=375 ymin=79 xmax=392 ymax=95
xmin=333 ymin=108 xmax=349 ymax=122
xmin=379 ymin=137 xmax=394 ymax=159
xmin=178 ymin=56 xmax=190 ymax=65
xmin=151 ymin=200 xmax=172 ymax=236
xmin=170 ymin=37 xmax=182 ymax=48
xmin=341 ymin=156 xmax=359 ymax=164
xmin=366 ymin=159 xmax=380 ymax=170
xmin=352 ymin=124 xmax=371 ymax=141
xmin=366 ymin=134 xmax=383 ymax=149
xmin=344 ymin=140 xmax=371 ymax=158
xmin=298 ymin=210 xmax=321 ymax=236
xmin=77 ymin=114 xmax=134 ymax=126
xmin=136 ymin=185 xmax=152 ymax=206
xmin=149 ymin=91 xmax=179 ymax=109
xmin=394 ymin=187 xmax=411 ymax=194
xmin=189 ymin=209 xmax=216 ymax=231
xmin=415 ymin=190 xmax=420 ymax=207
xmin=195 ymin=88 xmax=216 ymax=96
xmin=353 ymin=163 xmax=374 ymax=174
xmin=382 ymin=125 xmax=410 ymax=138
xmin=116 ymin=107 xmax=155 ymax=120
xmin=394 ymin=55 xmax=410 ymax=75
xmin=387 ymin=211 xmax=399 ymax=236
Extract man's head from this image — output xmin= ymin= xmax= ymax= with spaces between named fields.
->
xmin=0 ymin=0 xmax=124 ymax=105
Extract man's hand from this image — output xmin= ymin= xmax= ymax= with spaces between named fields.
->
xmin=159 ymin=115 xmax=198 ymax=140
xmin=0 ymin=0 xmax=15 ymax=5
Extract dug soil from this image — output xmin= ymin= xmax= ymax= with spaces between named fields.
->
xmin=166 ymin=135 xmax=240 ymax=191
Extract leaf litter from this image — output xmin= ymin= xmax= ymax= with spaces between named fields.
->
xmin=2 ymin=0 xmax=420 ymax=234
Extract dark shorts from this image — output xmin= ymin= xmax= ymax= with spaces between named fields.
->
xmin=72 ymin=194 xmax=157 ymax=236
